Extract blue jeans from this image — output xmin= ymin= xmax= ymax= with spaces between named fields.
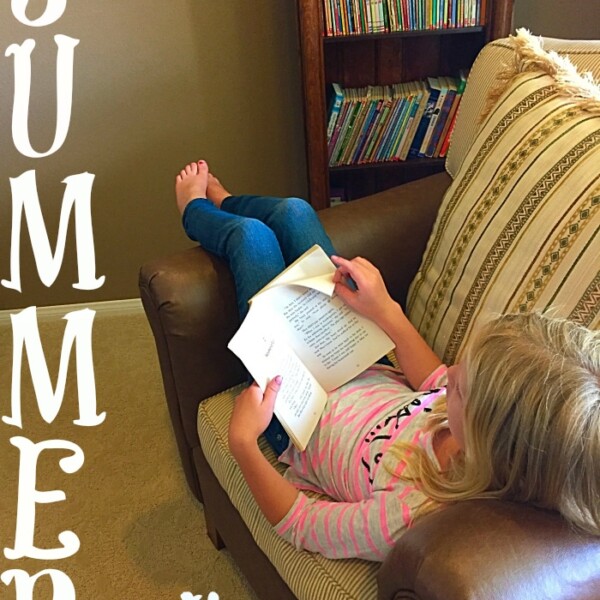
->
xmin=182 ymin=194 xmax=336 ymax=454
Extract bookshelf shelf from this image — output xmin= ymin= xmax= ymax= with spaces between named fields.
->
xmin=322 ymin=26 xmax=485 ymax=43
xmin=330 ymin=158 xmax=445 ymax=172
xmin=297 ymin=0 xmax=514 ymax=210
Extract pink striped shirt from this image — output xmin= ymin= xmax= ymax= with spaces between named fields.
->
xmin=275 ymin=364 xmax=447 ymax=561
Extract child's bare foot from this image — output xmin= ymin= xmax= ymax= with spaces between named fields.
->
xmin=206 ymin=173 xmax=233 ymax=209
xmin=175 ymin=160 xmax=209 ymax=214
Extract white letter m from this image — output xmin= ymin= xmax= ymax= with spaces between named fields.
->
xmin=3 ymin=306 xmax=106 ymax=429
xmin=1 ymin=170 xmax=105 ymax=292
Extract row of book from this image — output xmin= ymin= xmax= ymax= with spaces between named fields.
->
xmin=326 ymin=73 xmax=467 ymax=166
xmin=323 ymin=0 xmax=485 ymax=36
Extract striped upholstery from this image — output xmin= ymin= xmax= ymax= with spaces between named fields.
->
xmin=408 ymin=34 xmax=600 ymax=365
xmin=447 ymin=36 xmax=600 ymax=178
xmin=198 ymin=386 xmax=379 ymax=600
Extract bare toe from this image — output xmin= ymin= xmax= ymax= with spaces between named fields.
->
xmin=175 ymin=160 xmax=209 ymax=215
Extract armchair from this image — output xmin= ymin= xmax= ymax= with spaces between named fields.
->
xmin=139 ymin=34 xmax=600 ymax=599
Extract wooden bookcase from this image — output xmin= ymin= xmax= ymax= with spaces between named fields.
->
xmin=297 ymin=0 xmax=515 ymax=209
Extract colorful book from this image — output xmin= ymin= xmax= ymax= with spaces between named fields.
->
xmin=326 ymin=83 xmax=345 ymax=142
xmin=348 ymin=86 xmax=378 ymax=163
xmin=419 ymin=77 xmax=446 ymax=156
xmin=353 ymin=86 xmax=385 ymax=162
xmin=362 ymin=85 xmax=394 ymax=162
xmin=330 ymin=87 xmax=360 ymax=164
xmin=434 ymin=70 xmax=466 ymax=156
xmin=328 ymin=89 xmax=355 ymax=164
xmin=407 ymin=80 xmax=436 ymax=159
xmin=370 ymin=86 xmax=402 ymax=161
xmin=376 ymin=84 xmax=409 ymax=161
xmin=340 ymin=86 xmax=373 ymax=164
xmin=438 ymin=70 xmax=468 ymax=157
xmin=425 ymin=76 xmax=456 ymax=157
xmin=397 ymin=80 xmax=427 ymax=160
xmin=390 ymin=83 xmax=417 ymax=159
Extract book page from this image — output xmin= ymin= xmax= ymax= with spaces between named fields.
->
xmin=252 ymin=285 xmax=394 ymax=392
xmin=228 ymin=304 xmax=327 ymax=451
xmin=251 ymin=245 xmax=336 ymax=300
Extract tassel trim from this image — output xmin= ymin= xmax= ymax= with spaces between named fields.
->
xmin=480 ymin=29 xmax=600 ymax=122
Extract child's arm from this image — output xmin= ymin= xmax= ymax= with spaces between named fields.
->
xmin=228 ymin=378 xmax=299 ymax=524
xmin=277 ymin=488 xmax=413 ymax=561
xmin=332 ymin=255 xmax=442 ymax=389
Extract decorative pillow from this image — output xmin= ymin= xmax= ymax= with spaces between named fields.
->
xmin=407 ymin=30 xmax=600 ymax=365
xmin=446 ymin=34 xmax=600 ymax=178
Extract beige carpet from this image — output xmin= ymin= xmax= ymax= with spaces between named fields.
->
xmin=0 ymin=305 xmax=258 ymax=600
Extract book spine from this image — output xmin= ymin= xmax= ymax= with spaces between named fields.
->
xmin=336 ymin=88 xmax=367 ymax=165
xmin=358 ymin=0 xmax=368 ymax=32
xmin=326 ymin=83 xmax=345 ymax=142
xmin=341 ymin=88 xmax=374 ymax=164
xmin=434 ymin=72 xmax=465 ymax=155
xmin=426 ymin=78 xmax=455 ymax=157
xmin=323 ymin=0 xmax=333 ymax=35
xmin=377 ymin=85 xmax=407 ymax=161
xmin=433 ymin=89 xmax=458 ymax=157
xmin=349 ymin=88 xmax=376 ymax=163
xmin=362 ymin=89 xmax=393 ymax=162
xmin=438 ymin=109 xmax=457 ymax=157
xmin=407 ymin=85 xmax=434 ymax=159
xmin=387 ymin=0 xmax=397 ymax=31
xmin=352 ymin=0 xmax=362 ymax=32
xmin=389 ymin=84 xmax=415 ymax=159
xmin=415 ymin=80 xmax=441 ymax=156
xmin=328 ymin=91 xmax=355 ymax=164
xmin=349 ymin=0 xmax=357 ymax=32
xmin=354 ymin=91 xmax=384 ymax=163
xmin=479 ymin=0 xmax=487 ymax=25
xmin=397 ymin=83 xmax=424 ymax=160
xmin=438 ymin=70 xmax=467 ymax=156
xmin=332 ymin=0 xmax=340 ymax=34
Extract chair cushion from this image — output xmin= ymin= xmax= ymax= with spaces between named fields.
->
xmin=408 ymin=30 xmax=600 ymax=365
xmin=197 ymin=385 xmax=379 ymax=600
xmin=447 ymin=35 xmax=600 ymax=179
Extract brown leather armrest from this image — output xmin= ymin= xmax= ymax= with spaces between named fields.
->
xmin=140 ymin=247 xmax=245 ymax=444
xmin=377 ymin=500 xmax=600 ymax=600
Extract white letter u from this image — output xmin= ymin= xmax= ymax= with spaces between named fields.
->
xmin=6 ymin=34 xmax=79 ymax=158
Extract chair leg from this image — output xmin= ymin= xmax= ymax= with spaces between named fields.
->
xmin=204 ymin=509 xmax=225 ymax=550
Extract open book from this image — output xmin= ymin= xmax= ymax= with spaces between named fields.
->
xmin=228 ymin=245 xmax=395 ymax=451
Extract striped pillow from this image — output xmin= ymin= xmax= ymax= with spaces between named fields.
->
xmin=407 ymin=31 xmax=600 ymax=365
xmin=446 ymin=34 xmax=600 ymax=179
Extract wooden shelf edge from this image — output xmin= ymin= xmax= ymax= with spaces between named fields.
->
xmin=323 ymin=26 xmax=485 ymax=43
xmin=330 ymin=158 xmax=446 ymax=172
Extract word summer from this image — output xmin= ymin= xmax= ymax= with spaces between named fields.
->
xmin=2 ymin=2 xmax=103 ymax=598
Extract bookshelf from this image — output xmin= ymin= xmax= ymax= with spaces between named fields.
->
xmin=297 ymin=0 xmax=515 ymax=209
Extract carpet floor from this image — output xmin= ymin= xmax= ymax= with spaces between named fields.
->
xmin=0 ymin=306 xmax=258 ymax=600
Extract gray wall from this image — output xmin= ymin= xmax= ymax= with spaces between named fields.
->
xmin=514 ymin=0 xmax=600 ymax=39
xmin=1 ymin=1 xmax=597 ymax=310
xmin=0 ymin=1 xmax=307 ymax=309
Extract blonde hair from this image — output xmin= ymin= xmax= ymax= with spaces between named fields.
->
xmin=391 ymin=312 xmax=600 ymax=536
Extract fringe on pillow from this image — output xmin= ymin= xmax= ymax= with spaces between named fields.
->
xmin=480 ymin=28 xmax=600 ymax=122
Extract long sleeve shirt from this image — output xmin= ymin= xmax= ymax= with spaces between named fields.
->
xmin=275 ymin=364 xmax=448 ymax=561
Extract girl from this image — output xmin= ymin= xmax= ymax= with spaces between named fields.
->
xmin=176 ymin=160 xmax=600 ymax=561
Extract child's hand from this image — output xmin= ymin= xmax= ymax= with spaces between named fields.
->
xmin=228 ymin=376 xmax=282 ymax=455
xmin=332 ymin=255 xmax=400 ymax=324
